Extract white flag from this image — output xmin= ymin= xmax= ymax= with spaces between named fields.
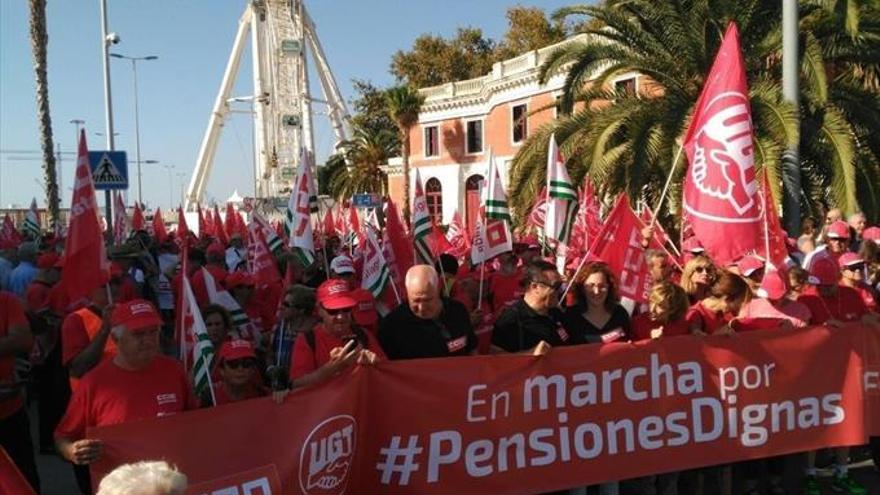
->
xmin=360 ymin=225 xmax=391 ymax=298
xmin=285 ymin=148 xmax=317 ymax=265
xmin=181 ymin=274 xmax=216 ymax=403
xmin=545 ymin=134 xmax=577 ymax=244
xmin=203 ymin=268 xmax=262 ymax=344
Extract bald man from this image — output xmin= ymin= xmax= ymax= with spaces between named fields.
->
xmin=378 ymin=265 xmax=477 ymax=360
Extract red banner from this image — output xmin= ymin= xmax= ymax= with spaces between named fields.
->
xmin=91 ymin=325 xmax=879 ymax=494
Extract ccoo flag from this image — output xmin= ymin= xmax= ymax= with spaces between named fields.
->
xmin=682 ymin=22 xmax=762 ymax=265
xmin=286 ymin=149 xmax=317 ymax=266
xmin=411 ymin=168 xmax=433 ymax=264
xmin=545 ymin=134 xmax=577 ymax=245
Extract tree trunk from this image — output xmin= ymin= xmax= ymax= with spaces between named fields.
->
xmin=29 ymin=0 xmax=61 ymax=231
xmin=401 ymin=126 xmax=411 ymax=229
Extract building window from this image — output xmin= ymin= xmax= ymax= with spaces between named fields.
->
xmin=512 ymin=104 xmax=528 ymax=143
xmin=465 ymin=120 xmax=483 ymax=154
xmin=424 ymin=125 xmax=439 ymax=157
xmin=425 ymin=178 xmax=443 ymax=224
xmin=614 ymin=77 xmax=637 ymax=97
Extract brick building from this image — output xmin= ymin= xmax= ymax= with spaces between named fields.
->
xmin=385 ymin=34 xmax=644 ymax=234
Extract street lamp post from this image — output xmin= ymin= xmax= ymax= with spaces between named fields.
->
xmin=110 ymin=53 xmax=157 ymax=205
xmin=99 ymin=0 xmax=117 ymax=241
xmin=161 ymin=164 xmax=175 ymax=210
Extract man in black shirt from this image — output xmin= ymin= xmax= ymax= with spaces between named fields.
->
xmin=379 ymin=265 xmax=477 ymax=360
xmin=492 ymin=259 xmax=582 ymax=353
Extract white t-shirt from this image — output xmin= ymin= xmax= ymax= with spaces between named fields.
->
xmin=156 ymin=253 xmax=179 ymax=310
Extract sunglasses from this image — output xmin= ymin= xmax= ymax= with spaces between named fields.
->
xmin=323 ymin=306 xmax=352 ymax=316
xmin=694 ymin=266 xmax=713 ymax=273
xmin=224 ymin=359 xmax=255 ymax=370
xmin=845 ymin=263 xmax=865 ymax=271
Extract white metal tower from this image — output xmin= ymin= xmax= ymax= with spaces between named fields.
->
xmin=185 ymin=0 xmax=350 ymax=210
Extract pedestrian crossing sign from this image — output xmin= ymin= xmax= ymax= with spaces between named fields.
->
xmin=88 ymin=151 xmax=129 ymax=190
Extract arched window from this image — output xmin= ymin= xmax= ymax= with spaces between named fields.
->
xmin=464 ymin=174 xmax=484 ymax=235
xmin=425 ymin=178 xmax=443 ymax=224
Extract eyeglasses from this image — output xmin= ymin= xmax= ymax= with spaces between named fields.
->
xmin=694 ymin=266 xmax=712 ymax=273
xmin=536 ymin=281 xmax=563 ymax=292
xmin=224 ymin=359 xmax=255 ymax=370
xmin=845 ymin=263 xmax=865 ymax=271
xmin=324 ymin=306 xmax=352 ymax=316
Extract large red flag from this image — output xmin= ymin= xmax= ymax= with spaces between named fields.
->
xmin=152 ymin=207 xmax=168 ymax=244
xmin=213 ymin=204 xmax=228 ymax=245
xmin=60 ymin=130 xmax=109 ymax=301
xmin=204 ymin=207 xmax=216 ymax=238
xmin=323 ymin=207 xmax=336 ymax=238
xmin=131 ymin=202 xmax=145 ymax=232
xmin=589 ymin=195 xmax=662 ymax=304
xmin=760 ymin=168 xmax=789 ymax=267
xmin=429 ymin=222 xmax=453 ymax=257
xmin=681 ymin=23 xmax=762 ymax=265
xmin=525 ymin=186 xmax=549 ymax=234
xmin=383 ymin=199 xmax=415 ymax=278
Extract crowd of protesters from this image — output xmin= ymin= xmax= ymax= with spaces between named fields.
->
xmin=1 ymin=206 xmax=879 ymax=495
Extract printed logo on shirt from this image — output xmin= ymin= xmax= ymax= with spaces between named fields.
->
xmin=600 ymin=328 xmax=625 ymax=343
xmin=299 ymin=415 xmax=356 ymax=495
xmin=555 ymin=325 xmax=569 ymax=343
xmin=155 ymin=393 xmax=179 ymax=413
xmin=446 ymin=336 xmax=467 ymax=353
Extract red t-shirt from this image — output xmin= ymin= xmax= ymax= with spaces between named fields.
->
xmin=54 ymin=355 xmax=194 ymax=441
xmin=797 ymin=286 xmax=868 ymax=325
xmin=631 ymin=313 xmax=690 ymax=341
xmin=61 ymin=307 xmax=115 ymax=367
xmin=209 ymin=382 xmax=267 ymax=407
xmin=685 ymin=301 xmax=733 ymax=335
xmin=0 ymin=292 xmax=28 ymax=419
xmin=25 ymin=280 xmax=52 ymax=312
xmin=854 ymin=284 xmax=877 ymax=312
xmin=289 ymin=325 xmax=387 ymax=381
xmin=490 ymin=270 xmax=523 ymax=315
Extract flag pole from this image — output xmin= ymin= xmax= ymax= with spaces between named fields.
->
xmin=477 ymin=261 xmax=486 ymax=310
xmin=762 ymin=168 xmax=772 ymax=264
xmin=558 ymin=251 xmax=589 ymax=306
xmin=388 ymin=276 xmax=402 ymax=305
xmin=649 ymin=144 xmax=685 ymax=230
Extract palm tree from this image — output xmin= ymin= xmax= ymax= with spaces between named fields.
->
xmin=29 ymin=0 xmax=61 ymax=230
xmin=508 ymin=0 xmax=879 ymax=227
xmin=385 ymin=85 xmax=424 ymax=226
xmin=330 ymin=123 xmax=396 ymax=201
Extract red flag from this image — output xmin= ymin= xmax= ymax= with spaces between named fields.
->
xmin=323 ymin=207 xmax=336 ymax=238
xmin=588 ymin=195 xmax=662 ymax=304
xmin=204 ymin=207 xmax=216 ymax=238
xmin=177 ymin=208 xmax=189 ymax=241
xmin=197 ymin=204 xmax=207 ymax=239
xmin=236 ymin=211 xmax=248 ymax=240
xmin=247 ymin=222 xmax=281 ymax=287
xmin=760 ymin=168 xmax=789 ymax=267
xmin=445 ymin=211 xmax=470 ymax=259
xmin=383 ymin=199 xmax=415 ymax=278
xmin=525 ymin=186 xmax=549 ymax=234
xmin=682 ymin=23 xmax=762 ymax=265
xmin=346 ymin=206 xmax=363 ymax=248
xmin=152 ymin=207 xmax=168 ymax=244
xmin=113 ymin=192 xmax=127 ymax=245
xmin=132 ymin=202 xmax=145 ymax=232
xmin=59 ymin=130 xmax=110 ymax=301
xmin=334 ymin=207 xmax=345 ymax=237
xmin=0 ymin=214 xmax=22 ymax=249
xmin=224 ymin=203 xmax=237 ymax=240
xmin=0 ymin=447 xmax=36 ymax=495
xmin=429 ymin=222 xmax=453 ymax=257
xmin=213 ymin=204 xmax=228 ymax=245
xmin=569 ymin=178 xmax=602 ymax=258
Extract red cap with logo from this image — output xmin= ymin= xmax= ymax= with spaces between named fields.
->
xmin=808 ymin=256 xmax=839 ymax=286
xmin=111 ymin=299 xmax=162 ymax=332
xmin=826 ymin=220 xmax=850 ymax=240
xmin=218 ymin=339 xmax=256 ymax=362
xmin=837 ymin=252 xmax=863 ymax=269
xmin=225 ymin=271 xmax=255 ymax=290
xmin=316 ymin=279 xmax=357 ymax=310
xmin=351 ymin=288 xmax=378 ymax=326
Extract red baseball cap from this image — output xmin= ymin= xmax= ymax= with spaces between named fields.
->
xmin=351 ymin=288 xmax=378 ymax=326
xmin=837 ymin=252 xmax=863 ymax=269
xmin=756 ymin=268 xmax=787 ymax=300
xmin=218 ymin=339 xmax=256 ymax=362
xmin=225 ymin=271 xmax=255 ymax=290
xmin=316 ymin=279 xmax=357 ymax=310
xmin=863 ymin=226 xmax=880 ymax=243
xmin=826 ymin=220 xmax=850 ymax=240
xmin=808 ymin=257 xmax=839 ymax=286
xmin=111 ymin=299 xmax=162 ymax=332
xmin=737 ymin=255 xmax=765 ymax=277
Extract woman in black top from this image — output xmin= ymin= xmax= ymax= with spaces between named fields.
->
xmin=563 ymin=262 xmax=631 ymax=343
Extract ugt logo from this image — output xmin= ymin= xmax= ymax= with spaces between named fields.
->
xmin=689 ymin=91 xmax=758 ymax=219
xmin=299 ymin=415 xmax=356 ymax=495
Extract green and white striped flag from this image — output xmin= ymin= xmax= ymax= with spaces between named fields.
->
xmin=360 ymin=225 xmax=391 ymax=298
xmin=545 ymin=134 xmax=578 ymax=244
xmin=485 ymin=150 xmax=511 ymax=223
xmin=411 ymin=168 xmax=433 ymax=264
xmin=181 ymin=273 xmax=216 ymax=405
xmin=23 ymin=198 xmax=40 ymax=239
xmin=286 ymin=148 xmax=317 ymax=266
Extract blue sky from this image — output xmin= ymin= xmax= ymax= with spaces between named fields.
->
xmin=0 ymin=0 xmax=573 ymax=211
